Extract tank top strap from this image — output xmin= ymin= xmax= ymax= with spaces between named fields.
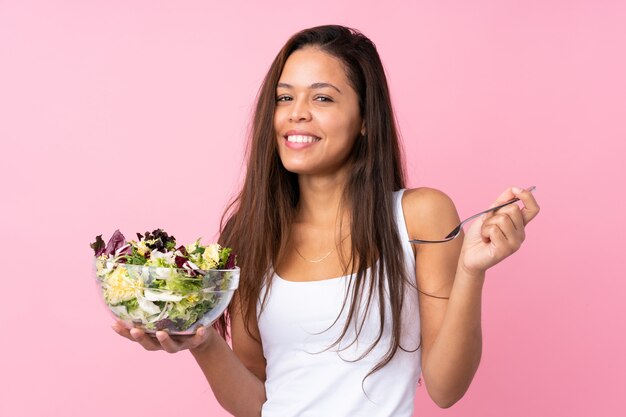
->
xmin=392 ymin=189 xmax=416 ymax=278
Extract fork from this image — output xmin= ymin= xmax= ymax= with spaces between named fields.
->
xmin=408 ymin=186 xmax=536 ymax=244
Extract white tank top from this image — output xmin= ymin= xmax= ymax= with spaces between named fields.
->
xmin=257 ymin=190 xmax=421 ymax=417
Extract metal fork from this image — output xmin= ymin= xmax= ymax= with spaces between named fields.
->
xmin=408 ymin=186 xmax=536 ymax=244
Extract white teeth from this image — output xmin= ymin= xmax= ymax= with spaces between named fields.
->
xmin=287 ymin=135 xmax=320 ymax=143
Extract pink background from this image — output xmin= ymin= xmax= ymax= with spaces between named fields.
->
xmin=1 ymin=1 xmax=624 ymax=416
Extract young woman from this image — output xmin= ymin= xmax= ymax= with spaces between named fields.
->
xmin=113 ymin=25 xmax=540 ymax=416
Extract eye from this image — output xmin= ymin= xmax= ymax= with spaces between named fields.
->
xmin=315 ymin=96 xmax=333 ymax=103
xmin=276 ymin=95 xmax=292 ymax=102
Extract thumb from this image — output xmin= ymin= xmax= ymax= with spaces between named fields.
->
xmin=481 ymin=186 xmax=519 ymax=222
xmin=489 ymin=186 xmax=518 ymax=208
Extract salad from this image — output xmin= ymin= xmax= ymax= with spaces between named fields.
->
xmin=91 ymin=229 xmax=237 ymax=332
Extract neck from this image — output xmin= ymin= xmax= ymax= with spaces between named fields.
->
xmin=296 ymin=168 xmax=351 ymax=228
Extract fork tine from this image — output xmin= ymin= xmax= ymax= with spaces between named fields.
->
xmin=444 ymin=225 xmax=462 ymax=239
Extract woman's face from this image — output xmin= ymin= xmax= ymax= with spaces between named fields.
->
xmin=274 ymin=47 xmax=364 ymax=176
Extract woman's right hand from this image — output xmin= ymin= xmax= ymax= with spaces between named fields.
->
xmin=111 ymin=321 xmax=217 ymax=354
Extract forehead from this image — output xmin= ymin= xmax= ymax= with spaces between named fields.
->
xmin=279 ymin=47 xmax=350 ymax=86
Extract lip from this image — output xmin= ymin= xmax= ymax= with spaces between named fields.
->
xmin=283 ymin=130 xmax=322 ymax=139
xmin=282 ymin=130 xmax=322 ymax=150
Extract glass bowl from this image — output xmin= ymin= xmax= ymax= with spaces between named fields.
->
xmin=94 ymin=259 xmax=239 ymax=335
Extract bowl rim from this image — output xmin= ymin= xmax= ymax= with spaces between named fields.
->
xmin=94 ymin=258 xmax=239 ymax=273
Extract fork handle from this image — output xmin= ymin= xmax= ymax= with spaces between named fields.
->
xmin=445 ymin=186 xmax=536 ymax=239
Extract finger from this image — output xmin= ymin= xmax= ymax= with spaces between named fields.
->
xmin=482 ymin=215 xmax=511 ymax=240
xmin=492 ymin=203 xmax=525 ymax=234
xmin=189 ymin=326 xmax=210 ymax=348
xmin=156 ymin=330 xmax=201 ymax=353
xmin=494 ymin=212 xmax=524 ymax=245
xmin=489 ymin=187 xmax=517 ymax=209
xmin=483 ymin=213 xmax=524 ymax=252
xmin=155 ymin=330 xmax=198 ymax=353
xmin=481 ymin=219 xmax=514 ymax=252
xmin=481 ymin=222 xmax=498 ymax=243
xmin=511 ymin=186 xmax=540 ymax=225
xmin=179 ymin=326 xmax=212 ymax=351
xmin=483 ymin=187 xmax=518 ymax=222
xmin=155 ymin=331 xmax=179 ymax=353
xmin=130 ymin=327 xmax=162 ymax=351
xmin=111 ymin=322 xmax=135 ymax=341
xmin=488 ymin=222 xmax=509 ymax=251
xmin=157 ymin=326 xmax=211 ymax=352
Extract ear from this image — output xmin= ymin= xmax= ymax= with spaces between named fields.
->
xmin=360 ymin=121 xmax=366 ymax=136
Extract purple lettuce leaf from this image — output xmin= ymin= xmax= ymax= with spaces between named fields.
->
xmin=104 ymin=229 xmax=127 ymax=257
xmin=142 ymin=229 xmax=176 ymax=252
xmin=225 ymin=252 xmax=237 ymax=269
xmin=90 ymin=235 xmax=106 ymax=256
xmin=175 ymin=255 xmax=188 ymax=268
xmin=174 ymin=245 xmax=190 ymax=268
xmin=176 ymin=245 xmax=189 ymax=257
xmin=117 ymin=244 xmax=132 ymax=258
xmin=155 ymin=319 xmax=176 ymax=331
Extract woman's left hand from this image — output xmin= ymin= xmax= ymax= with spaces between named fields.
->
xmin=460 ymin=186 xmax=540 ymax=275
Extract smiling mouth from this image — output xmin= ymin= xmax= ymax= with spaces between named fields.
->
xmin=286 ymin=135 xmax=321 ymax=143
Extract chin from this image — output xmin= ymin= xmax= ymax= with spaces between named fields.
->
xmin=278 ymin=155 xmax=315 ymax=175
xmin=281 ymin=163 xmax=314 ymax=175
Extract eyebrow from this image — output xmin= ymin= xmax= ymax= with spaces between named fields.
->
xmin=277 ymin=82 xmax=342 ymax=94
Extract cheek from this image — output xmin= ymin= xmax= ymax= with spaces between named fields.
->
xmin=274 ymin=106 xmax=290 ymax=127
xmin=273 ymin=111 xmax=281 ymax=133
xmin=319 ymin=113 xmax=350 ymax=137
xmin=331 ymin=114 xmax=361 ymax=142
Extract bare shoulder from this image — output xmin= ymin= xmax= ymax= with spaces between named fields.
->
xmin=401 ymin=187 xmax=460 ymax=239
xmin=401 ymin=187 xmax=462 ymax=298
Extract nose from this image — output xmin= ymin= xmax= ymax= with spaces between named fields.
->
xmin=289 ymin=99 xmax=312 ymax=122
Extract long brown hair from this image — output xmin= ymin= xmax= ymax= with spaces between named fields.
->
xmin=215 ymin=25 xmax=415 ymax=379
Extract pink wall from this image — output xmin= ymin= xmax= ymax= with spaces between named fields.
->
xmin=1 ymin=1 xmax=624 ymax=416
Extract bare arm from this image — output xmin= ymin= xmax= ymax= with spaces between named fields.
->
xmin=190 ymin=327 xmax=266 ymax=417
xmin=417 ymin=251 xmax=485 ymax=408
xmin=112 ymin=294 xmax=267 ymax=417
xmin=403 ymin=186 xmax=539 ymax=408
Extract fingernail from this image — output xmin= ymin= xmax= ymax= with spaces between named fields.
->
xmin=196 ymin=327 xmax=205 ymax=337
xmin=512 ymin=186 xmax=522 ymax=194
xmin=130 ymin=328 xmax=141 ymax=339
xmin=156 ymin=331 xmax=168 ymax=342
